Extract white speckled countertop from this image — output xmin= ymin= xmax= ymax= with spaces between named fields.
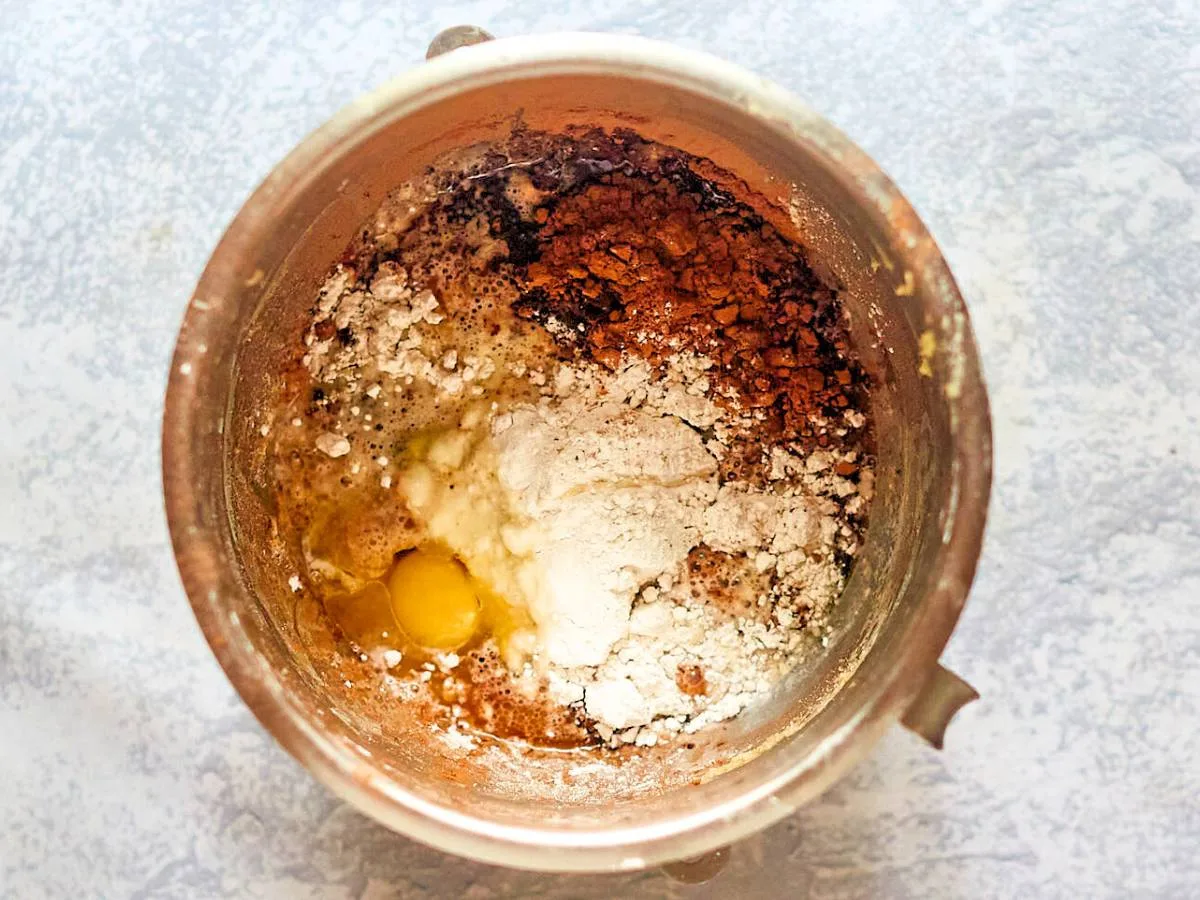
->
xmin=2 ymin=2 xmax=1198 ymax=897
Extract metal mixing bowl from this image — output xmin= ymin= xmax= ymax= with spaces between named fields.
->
xmin=163 ymin=31 xmax=991 ymax=872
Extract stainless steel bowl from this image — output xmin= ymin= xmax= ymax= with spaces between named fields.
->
xmin=163 ymin=30 xmax=991 ymax=873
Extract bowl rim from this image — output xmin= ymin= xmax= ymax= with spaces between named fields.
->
xmin=162 ymin=31 xmax=992 ymax=871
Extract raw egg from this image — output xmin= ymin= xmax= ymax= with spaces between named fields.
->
xmin=388 ymin=548 xmax=481 ymax=650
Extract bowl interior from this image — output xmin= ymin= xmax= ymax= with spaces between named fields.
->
xmin=166 ymin=41 xmax=986 ymax=867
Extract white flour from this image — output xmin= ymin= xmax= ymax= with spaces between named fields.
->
xmin=492 ymin=400 xmax=718 ymax=667
xmin=487 ymin=359 xmax=854 ymax=742
xmin=301 ymin=266 xmax=868 ymax=743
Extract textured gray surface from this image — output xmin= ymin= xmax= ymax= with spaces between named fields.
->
xmin=2 ymin=1 xmax=1198 ymax=897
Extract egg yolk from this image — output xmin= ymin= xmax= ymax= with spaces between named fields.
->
xmin=387 ymin=549 xmax=480 ymax=650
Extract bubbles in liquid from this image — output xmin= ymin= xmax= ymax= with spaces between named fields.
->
xmin=457 ymin=646 xmax=594 ymax=749
xmin=307 ymin=495 xmax=421 ymax=580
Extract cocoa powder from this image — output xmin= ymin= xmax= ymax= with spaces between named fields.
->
xmin=512 ymin=166 xmax=869 ymax=477
xmin=330 ymin=126 xmax=871 ymax=548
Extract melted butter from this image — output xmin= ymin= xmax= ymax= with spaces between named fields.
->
xmin=474 ymin=578 xmax=534 ymax=662
xmin=316 ymin=542 xmax=589 ymax=746
xmin=308 ymin=493 xmax=532 ymax=661
xmin=323 ymin=580 xmax=396 ymax=649
xmin=303 ymin=409 xmax=550 ymax=740
xmin=305 ymin=489 xmax=422 ymax=582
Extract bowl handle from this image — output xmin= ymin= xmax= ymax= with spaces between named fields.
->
xmin=426 ymin=25 xmax=495 ymax=60
xmin=901 ymin=663 xmax=979 ymax=749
